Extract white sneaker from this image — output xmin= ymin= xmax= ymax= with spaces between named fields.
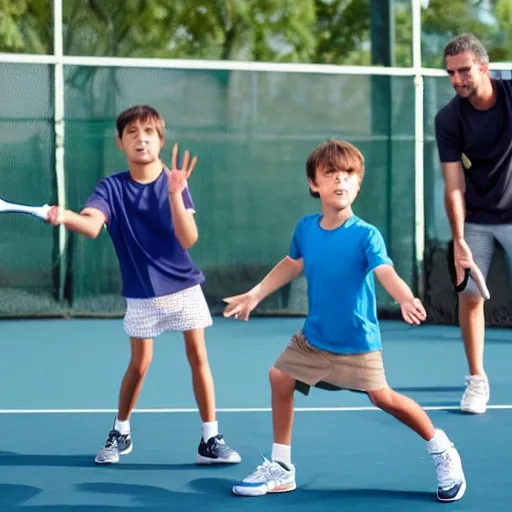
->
xmin=232 ymin=457 xmax=296 ymax=496
xmin=431 ymin=445 xmax=466 ymax=502
xmin=94 ymin=429 xmax=133 ymax=464
xmin=460 ymin=375 xmax=489 ymax=414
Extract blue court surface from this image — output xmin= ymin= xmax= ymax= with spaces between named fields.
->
xmin=0 ymin=317 xmax=510 ymax=511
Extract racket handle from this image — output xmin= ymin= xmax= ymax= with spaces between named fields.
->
xmin=0 ymin=203 xmax=50 ymax=220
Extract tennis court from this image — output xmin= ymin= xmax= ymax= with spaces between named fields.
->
xmin=0 ymin=316 xmax=510 ymax=511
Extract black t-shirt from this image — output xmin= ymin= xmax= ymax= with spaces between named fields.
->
xmin=435 ymin=79 xmax=512 ymax=224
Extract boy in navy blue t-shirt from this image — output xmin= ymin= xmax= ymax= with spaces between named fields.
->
xmin=224 ymin=139 xmax=465 ymax=502
xmin=47 ymin=105 xmax=240 ymax=466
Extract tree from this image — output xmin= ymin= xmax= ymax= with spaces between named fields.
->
xmin=171 ymin=0 xmax=316 ymax=62
xmin=2 ymin=0 xmax=512 ymax=67
xmin=0 ymin=0 xmax=52 ymax=54
xmin=312 ymin=0 xmax=372 ymax=65
xmin=419 ymin=0 xmax=502 ymax=67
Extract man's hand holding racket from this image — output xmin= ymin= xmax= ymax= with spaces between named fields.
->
xmin=451 ymin=237 xmax=490 ymax=300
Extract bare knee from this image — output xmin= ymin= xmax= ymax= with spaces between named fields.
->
xmin=184 ymin=330 xmax=209 ymax=371
xmin=459 ymin=293 xmax=484 ymax=311
xmin=186 ymin=344 xmax=209 ymax=371
xmin=129 ymin=339 xmax=153 ymax=378
xmin=269 ymin=367 xmax=295 ymax=397
xmin=368 ymin=387 xmax=395 ymax=410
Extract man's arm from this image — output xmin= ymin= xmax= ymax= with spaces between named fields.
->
xmin=442 ymin=161 xmax=466 ymax=240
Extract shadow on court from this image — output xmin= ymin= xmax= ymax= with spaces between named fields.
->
xmin=0 ymin=451 xmax=217 ymax=471
xmin=6 ymin=480 xmax=437 ymax=511
xmin=0 ymin=484 xmax=43 ymax=509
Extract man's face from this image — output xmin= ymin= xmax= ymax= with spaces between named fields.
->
xmin=445 ymin=51 xmax=488 ymax=99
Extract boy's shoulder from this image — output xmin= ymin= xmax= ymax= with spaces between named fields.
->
xmin=99 ymin=170 xmax=130 ymax=185
xmin=350 ymin=215 xmax=379 ymax=231
xmin=294 ymin=214 xmax=381 ymax=244
xmin=93 ymin=171 xmax=131 ymax=194
xmin=296 ymin=212 xmax=322 ymax=227
xmin=295 ymin=214 xmax=379 ymax=232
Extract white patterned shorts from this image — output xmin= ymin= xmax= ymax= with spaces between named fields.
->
xmin=123 ymin=284 xmax=213 ymax=338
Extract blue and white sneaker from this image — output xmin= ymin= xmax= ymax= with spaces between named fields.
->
xmin=232 ymin=457 xmax=296 ymax=496
xmin=94 ymin=429 xmax=133 ymax=464
xmin=196 ymin=434 xmax=241 ymax=464
xmin=431 ymin=445 xmax=466 ymax=502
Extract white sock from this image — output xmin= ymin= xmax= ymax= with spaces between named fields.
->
xmin=427 ymin=429 xmax=452 ymax=454
xmin=271 ymin=443 xmax=291 ymax=467
xmin=114 ymin=417 xmax=130 ymax=435
xmin=202 ymin=421 xmax=218 ymax=442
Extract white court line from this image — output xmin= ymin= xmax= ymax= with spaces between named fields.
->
xmin=0 ymin=405 xmax=511 ymax=414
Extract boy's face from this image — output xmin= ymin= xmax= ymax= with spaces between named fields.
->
xmin=309 ymin=167 xmax=360 ymax=210
xmin=116 ymin=119 xmax=164 ymax=165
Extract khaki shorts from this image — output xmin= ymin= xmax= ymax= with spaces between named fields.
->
xmin=274 ymin=331 xmax=388 ymax=395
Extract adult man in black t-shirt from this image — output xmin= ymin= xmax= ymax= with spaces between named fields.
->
xmin=435 ymin=33 xmax=512 ymax=414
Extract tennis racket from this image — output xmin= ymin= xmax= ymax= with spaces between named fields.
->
xmin=0 ymin=197 xmax=50 ymax=221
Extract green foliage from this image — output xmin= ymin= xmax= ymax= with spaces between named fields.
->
xmin=1 ymin=0 xmax=512 ymax=66
xmin=0 ymin=0 xmax=52 ymax=53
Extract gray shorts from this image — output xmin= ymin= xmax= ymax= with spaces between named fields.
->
xmin=463 ymin=222 xmax=512 ymax=297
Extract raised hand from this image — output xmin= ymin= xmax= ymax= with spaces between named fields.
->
xmin=163 ymin=143 xmax=198 ymax=195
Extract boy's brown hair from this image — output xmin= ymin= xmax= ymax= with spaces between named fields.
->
xmin=116 ymin=105 xmax=165 ymax=139
xmin=306 ymin=139 xmax=365 ymax=198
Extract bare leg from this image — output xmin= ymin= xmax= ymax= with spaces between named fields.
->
xmin=269 ymin=367 xmax=296 ymax=445
xmin=368 ymin=387 xmax=435 ymax=440
xmin=459 ymin=294 xmax=486 ymax=376
xmin=184 ymin=328 xmax=216 ymax=422
xmin=117 ymin=337 xmax=154 ymax=421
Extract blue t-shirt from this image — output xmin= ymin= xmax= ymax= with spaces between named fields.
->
xmin=84 ymin=169 xmax=205 ymax=299
xmin=289 ymin=214 xmax=393 ymax=354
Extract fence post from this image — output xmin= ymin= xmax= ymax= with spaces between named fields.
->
xmin=412 ymin=0 xmax=425 ymax=299
xmin=53 ymin=0 xmax=67 ymax=303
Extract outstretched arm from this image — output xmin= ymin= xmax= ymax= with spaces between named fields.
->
xmin=374 ymin=264 xmax=426 ymax=325
xmin=47 ymin=206 xmax=106 ymax=239
xmin=223 ymin=256 xmax=304 ymax=321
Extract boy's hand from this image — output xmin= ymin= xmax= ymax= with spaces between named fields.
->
xmin=46 ymin=205 xmax=64 ymax=225
xmin=223 ymin=290 xmax=261 ymax=321
xmin=400 ymin=298 xmax=427 ymax=325
xmin=163 ymin=143 xmax=198 ymax=195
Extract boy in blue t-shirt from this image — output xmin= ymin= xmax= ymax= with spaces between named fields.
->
xmin=47 ymin=105 xmax=240 ymax=466
xmin=224 ymin=139 xmax=465 ymax=502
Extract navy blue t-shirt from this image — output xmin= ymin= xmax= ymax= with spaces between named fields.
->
xmin=84 ymin=169 xmax=205 ymax=298
xmin=435 ymin=79 xmax=512 ymax=224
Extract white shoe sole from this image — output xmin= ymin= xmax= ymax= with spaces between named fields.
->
xmin=460 ymin=403 xmax=487 ymax=414
xmin=232 ymin=482 xmax=296 ymax=496
xmin=196 ymin=452 xmax=241 ymax=464
xmin=438 ymin=479 xmax=466 ymax=502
